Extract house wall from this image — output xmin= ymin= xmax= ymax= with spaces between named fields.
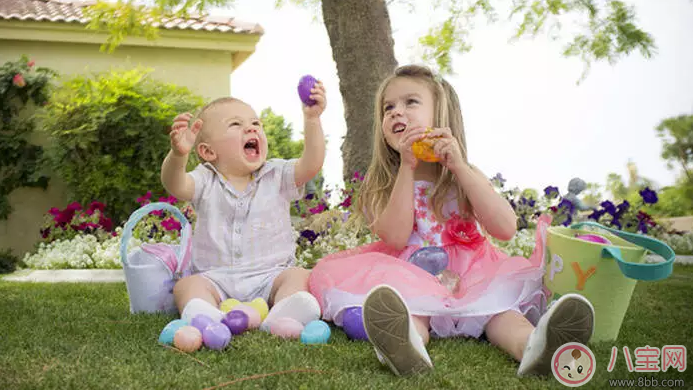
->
xmin=0 ymin=39 xmax=236 ymax=257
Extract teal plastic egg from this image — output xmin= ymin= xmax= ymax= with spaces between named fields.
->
xmin=300 ymin=320 xmax=331 ymax=344
xmin=158 ymin=319 xmax=188 ymax=345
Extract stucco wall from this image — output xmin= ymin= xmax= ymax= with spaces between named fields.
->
xmin=0 ymin=39 xmax=235 ymax=257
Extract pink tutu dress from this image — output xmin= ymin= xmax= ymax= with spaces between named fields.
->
xmin=308 ymin=181 xmax=551 ymax=338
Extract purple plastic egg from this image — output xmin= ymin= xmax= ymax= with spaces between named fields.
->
xmin=342 ymin=306 xmax=368 ymax=341
xmin=202 ymin=322 xmax=232 ymax=350
xmin=222 ymin=310 xmax=249 ymax=335
xmin=576 ymin=234 xmax=612 ymax=245
xmin=191 ymin=314 xmax=215 ymax=334
xmin=408 ymin=246 xmax=449 ymax=275
xmin=297 ymin=75 xmax=317 ymax=106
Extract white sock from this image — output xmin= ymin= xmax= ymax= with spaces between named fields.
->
xmin=180 ymin=298 xmax=225 ymax=323
xmin=260 ymin=291 xmax=321 ymax=332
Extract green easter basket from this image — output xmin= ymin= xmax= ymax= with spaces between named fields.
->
xmin=544 ymin=221 xmax=675 ymax=342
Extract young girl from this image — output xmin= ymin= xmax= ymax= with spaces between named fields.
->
xmin=308 ymin=65 xmax=595 ymax=377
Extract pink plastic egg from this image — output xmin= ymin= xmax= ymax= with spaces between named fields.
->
xmin=234 ymin=304 xmax=261 ymax=329
xmin=270 ymin=317 xmax=305 ymax=339
xmin=173 ymin=325 xmax=202 ymax=353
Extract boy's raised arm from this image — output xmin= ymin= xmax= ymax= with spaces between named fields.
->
xmin=161 ymin=113 xmax=200 ymax=202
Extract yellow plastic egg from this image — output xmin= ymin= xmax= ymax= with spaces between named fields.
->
xmin=219 ymin=298 xmax=241 ymax=313
xmin=248 ymin=298 xmax=269 ymax=321
xmin=411 ymin=127 xmax=440 ymax=162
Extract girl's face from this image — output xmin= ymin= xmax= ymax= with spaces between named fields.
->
xmin=381 ymin=77 xmax=435 ymax=152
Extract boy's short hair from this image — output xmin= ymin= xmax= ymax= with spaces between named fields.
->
xmin=193 ymin=97 xmax=245 ymax=148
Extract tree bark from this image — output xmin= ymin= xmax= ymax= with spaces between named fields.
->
xmin=321 ymin=0 xmax=398 ymax=181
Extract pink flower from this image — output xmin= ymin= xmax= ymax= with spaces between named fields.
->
xmin=66 ymin=202 xmax=82 ymax=211
xmin=48 ymin=207 xmax=61 ymax=217
xmin=99 ymin=216 xmax=113 ymax=231
xmin=339 ymin=195 xmax=352 ymax=208
xmin=441 ymin=215 xmax=485 ymax=249
xmin=27 ymin=60 xmax=35 ymax=68
xmin=86 ymin=201 xmax=106 ymax=215
xmin=309 ymin=203 xmax=326 ymax=214
xmin=161 ymin=217 xmax=182 ymax=231
xmin=136 ymin=191 xmax=152 ymax=205
xmin=74 ymin=222 xmax=99 ymax=232
xmin=353 ymin=171 xmax=364 ymax=182
xmin=150 ymin=210 xmax=163 ymax=217
xmin=159 ymin=196 xmax=178 ymax=205
xmin=12 ymin=74 xmax=25 ymax=87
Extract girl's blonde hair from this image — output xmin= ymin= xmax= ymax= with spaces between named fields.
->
xmin=356 ymin=64 xmax=471 ymax=226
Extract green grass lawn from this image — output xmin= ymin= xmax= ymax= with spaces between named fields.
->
xmin=1 ymin=265 xmax=692 ymax=390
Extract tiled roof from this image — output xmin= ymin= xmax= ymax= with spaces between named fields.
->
xmin=0 ymin=0 xmax=264 ymax=35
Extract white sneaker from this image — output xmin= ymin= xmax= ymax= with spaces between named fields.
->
xmin=260 ymin=291 xmax=321 ymax=332
xmin=517 ymin=293 xmax=595 ymax=377
xmin=362 ymin=284 xmax=433 ymax=376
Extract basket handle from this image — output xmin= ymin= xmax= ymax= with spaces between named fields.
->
xmin=569 ymin=221 xmax=675 ymax=281
xmin=120 ymin=202 xmax=192 ymax=274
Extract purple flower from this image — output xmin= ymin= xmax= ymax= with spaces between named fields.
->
xmin=294 ymin=200 xmax=301 ymax=214
xmin=544 ymin=186 xmax=559 ymax=198
xmin=600 ymin=200 xmax=616 ymax=216
xmin=300 ymin=229 xmax=318 ymax=243
xmin=492 ymin=173 xmax=506 ymax=187
xmin=305 ymin=193 xmax=315 ymax=200
xmin=616 ymin=200 xmax=630 ymax=216
xmin=353 ymin=171 xmax=365 ymax=182
xmin=558 ymin=198 xmax=575 ymax=214
xmin=588 ymin=209 xmax=604 ymax=221
xmin=639 ymin=187 xmax=658 ymax=204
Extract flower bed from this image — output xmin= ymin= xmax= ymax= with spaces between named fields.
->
xmin=18 ymin=173 xmax=693 ymax=270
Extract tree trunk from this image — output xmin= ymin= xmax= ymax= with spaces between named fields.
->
xmin=321 ymin=0 xmax=398 ymax=181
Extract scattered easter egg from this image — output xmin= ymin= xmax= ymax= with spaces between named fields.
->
xmin=173 ymin=325 xmax=202 ymax=353
xmin=408 ymin=246 xmax=449 ymax=276
xmin=300 ymin=320 xmax=331 ymax=344
xmin=158 ymin=319 xmax=188 ymax=345
xmin=411 ymin=127 xmax=440 ymax=163
xmin=297 ymin=75 xmax=318 ymax=106
xmin=576 ymin=234 xmax=612 ymax=245
xmin=234 ymin=304 xmax=261 ymax=329
xmin=191 ymin=314 xmax=216 ymax=334
xmin=248 ymin=298 xmax=269 ymax=321
xmin=202 ymin=322 xmax=232 ymax=350
xmin=270 ymin=317 xmax=305 ymax=339
xmin=342 ymin=307 xmax=368 ymax=341
xmin=220 ymin=298 xmax=241 ymax=313
xmin=222 ymin=310 xmax=249 ymax=335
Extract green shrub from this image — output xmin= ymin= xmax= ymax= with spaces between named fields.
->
xmin=0 ymin=56 xmax=57 ymax=219
xmin=39 ymin=67 xmax=204 ymax=224
xmin=0 ymin=248 xmax=21 ymax=274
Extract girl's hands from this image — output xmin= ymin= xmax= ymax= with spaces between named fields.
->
xmin=426 ymin=127 xmax=466 ymax=173
xmin=170 ymin=113 xmax=203 ymax=156
xmin=399 ymin=127 xmax=428 ymax=169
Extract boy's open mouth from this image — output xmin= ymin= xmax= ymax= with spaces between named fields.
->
xmin=244 ymin=138 xmax=260 ymax=158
